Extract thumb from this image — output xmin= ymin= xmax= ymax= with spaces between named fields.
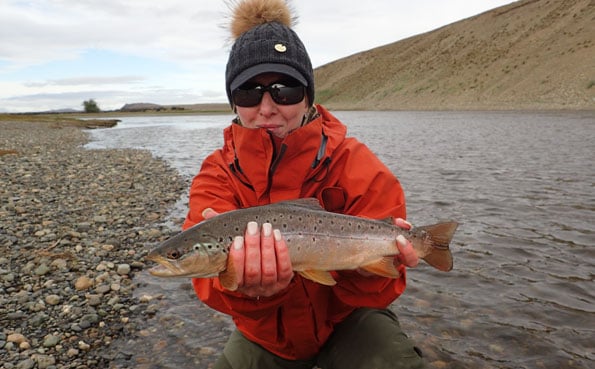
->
xmin=202 ymin=208 xmax=220 ymax=220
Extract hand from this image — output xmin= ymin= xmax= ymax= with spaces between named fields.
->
xmin=393 ymin=218 xmax=419 ymax=268
xmin=202 ymin=208 xmax=294 ymax=298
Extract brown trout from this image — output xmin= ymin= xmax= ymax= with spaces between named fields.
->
xmin=146 ymin=199 xmax=458 ymax=290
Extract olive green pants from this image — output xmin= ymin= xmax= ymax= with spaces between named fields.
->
xmin=213 ymin=308 xmax=427 ymax=369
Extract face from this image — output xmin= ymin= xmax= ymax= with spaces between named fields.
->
xmin=235 ymin=73 xmax=309 ymax=138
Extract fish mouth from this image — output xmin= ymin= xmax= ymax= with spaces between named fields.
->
xmin=146 ymin=254 xmax=194 ymax=278
xmin=146 ymin=253 xmax=219 ymax=278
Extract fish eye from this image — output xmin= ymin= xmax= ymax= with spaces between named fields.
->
xmin=167 ymin=249 xmax=182 ymax=259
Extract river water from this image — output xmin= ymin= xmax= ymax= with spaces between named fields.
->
xmin=86 ymin=110 xmax=594 ymax=369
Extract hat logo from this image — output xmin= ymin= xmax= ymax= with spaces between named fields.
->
xmin=274 ymin=43 xmax=287 ymax=53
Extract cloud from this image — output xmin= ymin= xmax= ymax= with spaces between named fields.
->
xmin=24 ymin=76 xmax=146 ymax=87
xmin=0 ymin=0 xmax=514 ymax=112
xmin=0 ymin=0 xmax=229 ymax=68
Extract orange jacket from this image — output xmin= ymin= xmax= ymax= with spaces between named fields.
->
xmin=183 ymin=105 xmax=407 ymax=360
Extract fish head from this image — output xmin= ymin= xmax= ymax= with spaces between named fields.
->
xmin=145 ymin=230 xmax=230 ymax=278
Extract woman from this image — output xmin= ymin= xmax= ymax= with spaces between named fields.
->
xmin=183 ymin=0 xmax=426 ymax=368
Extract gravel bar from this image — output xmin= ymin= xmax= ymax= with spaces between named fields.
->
xmin=0 ymin=120 xmax=187 ymax=368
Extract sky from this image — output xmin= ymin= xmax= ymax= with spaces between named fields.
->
xmin=0 ymin=0 xmax=514 ymax=113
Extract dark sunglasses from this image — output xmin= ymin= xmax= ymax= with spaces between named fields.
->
xmin=232 ymin=82 xmax=305 ymax=107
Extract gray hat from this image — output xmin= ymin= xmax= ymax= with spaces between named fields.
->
xmin=225 ymin=21 xmax=314 ymax=106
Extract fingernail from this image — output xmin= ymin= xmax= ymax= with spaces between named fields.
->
xmin=262 ymin=223 xmax=272 ymax=237
xmin=273 ymin=229 xmax=282 ymax=242
xmin=201 ymin=208 xmax=213 ymax=218
xmin=396 ymin=235 xmax=408 ymax=247
xmin=403 ymin=220 xmax=413 ymax=229
xmin=234 ymin=236 xmax=244 ymax=250
xmin=247 ymin=221 xmax=258 ymax=236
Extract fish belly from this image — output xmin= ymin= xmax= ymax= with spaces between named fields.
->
xmin=284 ymin=233 xmax=397 ymax=272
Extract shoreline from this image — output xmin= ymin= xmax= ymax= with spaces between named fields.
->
xmin=0 ymin=120 xmax=187 ymax=368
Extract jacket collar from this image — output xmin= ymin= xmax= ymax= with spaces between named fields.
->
xmin=223 ymin=105 xmax=346 ymax=202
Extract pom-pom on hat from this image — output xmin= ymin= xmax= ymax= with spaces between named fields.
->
xmin=225 ymin=0 xmax=314 ymax=106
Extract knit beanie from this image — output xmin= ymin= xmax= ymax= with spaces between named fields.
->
xmin=225 ymin=0 xmax=315 ymax=106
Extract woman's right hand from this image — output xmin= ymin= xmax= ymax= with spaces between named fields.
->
xmin=202 ymin=208 xmax=294 ymax=298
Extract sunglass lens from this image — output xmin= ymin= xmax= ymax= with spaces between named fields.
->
xmin=232 ymin=89 xmax=262 ymax=107
xmin=232 ymin=83 xmax=305 ymax=107
xmin=270 ymin=85 xmax=305 ymax=105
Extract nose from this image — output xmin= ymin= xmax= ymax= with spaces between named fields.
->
xmin=258 ymin=91 xmax=277 ymax=116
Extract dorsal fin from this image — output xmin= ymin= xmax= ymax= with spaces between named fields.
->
xmin=274 ymin=198 xmax=324 ymax=210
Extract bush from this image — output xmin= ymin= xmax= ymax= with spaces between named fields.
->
xmin=83 ymin=99 xmax=100 ymax=113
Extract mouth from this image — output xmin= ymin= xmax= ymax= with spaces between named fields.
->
xmin=257 ymin=124 xmax=282 ymax=130
xmin=146 ymin=254 xmax=188 ymax=277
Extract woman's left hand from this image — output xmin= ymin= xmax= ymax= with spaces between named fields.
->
xmin=393 ymin=218 xmax=419 ymax=268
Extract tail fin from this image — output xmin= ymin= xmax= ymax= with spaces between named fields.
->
xmin=418 ymin=221 xmax=458 ymax=272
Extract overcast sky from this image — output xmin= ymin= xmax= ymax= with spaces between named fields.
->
xmin=0 ymin=0 xmax=514 ymax=113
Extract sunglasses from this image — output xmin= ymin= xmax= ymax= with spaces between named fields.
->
xmin=232 ymin=81 xmax=306 ymax=107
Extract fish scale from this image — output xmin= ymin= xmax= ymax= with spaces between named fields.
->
xmin=146 ymin=198 xmax=458 ymax=289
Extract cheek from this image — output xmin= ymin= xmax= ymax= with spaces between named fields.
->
xmin=236 ymin=107 xmax=258 ymax=128
xmin=283 ymin=103 xmax=309 ymax=126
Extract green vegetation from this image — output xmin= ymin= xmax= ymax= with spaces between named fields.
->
xmin=83 ymin=99 xmax=100 ymax=113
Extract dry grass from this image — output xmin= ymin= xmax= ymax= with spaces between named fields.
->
xmin=0 ymin=114 xmax=119 ymax=128
xmin=314 ymin=0 xmax=595 ymax=110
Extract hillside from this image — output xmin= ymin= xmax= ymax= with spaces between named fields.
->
xmin=314 ymin=0 xmax=595 ymax=110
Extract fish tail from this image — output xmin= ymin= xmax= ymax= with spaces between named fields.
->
xmin=417 ymin=221 xmax=458 ymax=272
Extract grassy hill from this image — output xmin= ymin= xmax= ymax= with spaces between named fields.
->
xmin=314 ymin=0 xmax=594 ymax=110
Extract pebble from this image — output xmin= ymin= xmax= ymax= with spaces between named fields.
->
xmin=0 ymin=121 xmax=185 ymax=369
xmin=74 ymin=276 xmax=93 ymax=291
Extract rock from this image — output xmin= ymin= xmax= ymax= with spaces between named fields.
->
xmin=116 ymin=264 xmax=131 ymax=275
xmin=15 ymin=359 xmax=35 ymax=369
xmin=74 ymin=276 xmax=93 ymax=290
xmin=45 ymin=294 xmax=61 ymax=305
xmin=33 ymin=354 xmax=56 ymax=369
xmin=34 ymin=264 xmax=50 ymax=276
xmin=7 ymin=333 xmax=28 ymax=344
xmin=43 ymin=334 xmax=60 ymax=347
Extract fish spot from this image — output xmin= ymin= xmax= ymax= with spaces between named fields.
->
xmin=167 ymin=249 xmax=182 ymax=259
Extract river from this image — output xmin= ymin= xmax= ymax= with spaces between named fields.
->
xmin=86 ymin=110 xmax=594 ymax=369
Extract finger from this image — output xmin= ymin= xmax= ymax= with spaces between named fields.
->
xmin=227 ymin=236 xmax=245 ymax=287
xmin=273 ymin=229 xmax=294 ymax=282
xmin=394 ymin=218 xmax=412 ymax=230
xmin=396 ymin=235 xmax=418 ymax=267
xmin=202 ymin=208 xmax=220 ymax=220
xmin=243 ymin=221 xmax=261 ymax=286
xmin=260 ymin=223 xmax=277 ymax=286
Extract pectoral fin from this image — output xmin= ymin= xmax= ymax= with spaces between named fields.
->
xmin=218 ymin=257 xmax=238 ymax=291
xmin=361 ymin=257 xmax=401 ymax=278
xmin=299 ymin=270 xmax=337 ymax=286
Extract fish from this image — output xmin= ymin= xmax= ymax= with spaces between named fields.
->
xmin=146 ymin=198 xmax=458 ymax=290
